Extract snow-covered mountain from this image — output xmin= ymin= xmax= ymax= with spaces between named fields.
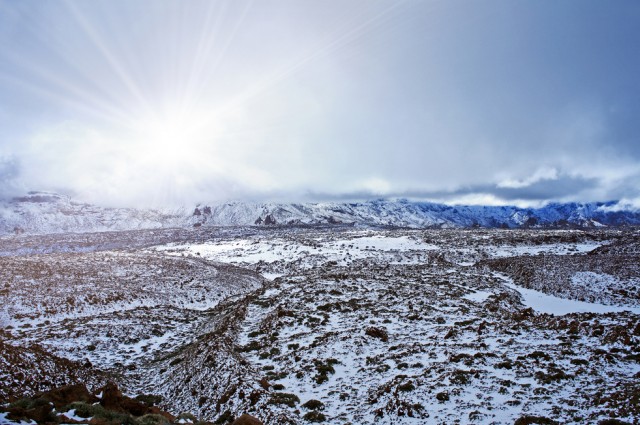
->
xmin=2 ymin=191 xmax=640 ymax=235
xmin=0 ymin=192 xmax=184 ymax=235
xmin=189 ymin=199 xmax=640 ymax=229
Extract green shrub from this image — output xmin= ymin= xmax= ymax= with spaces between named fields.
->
xmin=135 ymin=394 xmax=163 ymax=406
xmin=137 ymin=414 xmax=171 ymax=425
xmin=63 ymin=401 xmax=133 ymax=423
xmin=268 ymin=393 xmax=300 ymax=407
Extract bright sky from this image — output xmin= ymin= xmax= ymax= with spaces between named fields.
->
xmin=1 ymin=0 xmax=639 ymax=207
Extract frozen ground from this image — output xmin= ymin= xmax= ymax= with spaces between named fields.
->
xmin=1 ymin=227 xmax=639 ymax=424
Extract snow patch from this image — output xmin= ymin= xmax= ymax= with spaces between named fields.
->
xmin=499 ymin=274 xmax=640 ymax=315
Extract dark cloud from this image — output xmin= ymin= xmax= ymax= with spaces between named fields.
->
xmin=302 ymin=173 xmax=606 ymax=206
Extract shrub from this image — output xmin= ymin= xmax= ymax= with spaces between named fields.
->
xmin=313 ymin=359 xmax=339 ymax=384
xmin=302 ymin=399 xmax=324 ymax=410
xmin=450 ymin=370 xmax=472 ymax=385
xmin=436 ymin=391 xmax=449 ymax=402
xmin=514 ymin=416 xmax=559 ymax=425
xmin=241 ymin=341 xmax=262 ymax=352
xmin=534 ymin=369 xmax=572 ymax=384
xmin=213 ymin=410 xmax=234 ymax=424
xmin=135 ymin=394 xmax=163 ymax=406
xmin=398 ymin=381 xmax=415 ymax=392
xmin=268 ymin=393 xmax=300 ymax=408
xmin=137 ymin=414 xmax=171 ymax=425
xmin=365 ymin=327 xmax=388 ymax=342
xmin=62 ymin=402 xmax=132 ymax=423
xmin=303 ymin=411 xmax=327 ymax=422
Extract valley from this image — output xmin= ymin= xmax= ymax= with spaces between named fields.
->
xmin=1 ymin=226 xmax=639 ymax=424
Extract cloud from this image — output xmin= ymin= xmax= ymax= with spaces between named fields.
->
xmin=497 ymin=168 xmax=559 ymax=189
xmin=597 ymin=198 xmax=640 ymax=213
xmin=0 ymin=1 xmax=639 ymax=207
xmin=0 ymin=155 xmax=22 ymax=199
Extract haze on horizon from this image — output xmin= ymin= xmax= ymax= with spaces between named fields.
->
xmin=1 ymin=0 xmax=639 ymax=208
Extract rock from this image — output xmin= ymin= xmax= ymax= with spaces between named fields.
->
xmin=39 ymin=383 xmax=97 ymax=408
xmin=97 ymin=382 xmax=172 ymax=420
xmin=121 ymin=397 xmax=149 ymax=416
xmin=231 ymin=413 xmax=263 ymax=425
xmin=100 ymin=382 xmax=124 ymax=412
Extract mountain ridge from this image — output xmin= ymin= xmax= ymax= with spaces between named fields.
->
xmin=2 ymin=191 xmax=639 ymax=235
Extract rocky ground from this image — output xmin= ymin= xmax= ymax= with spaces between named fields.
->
xmin=1 ymin=227 xmax=639 ymax=424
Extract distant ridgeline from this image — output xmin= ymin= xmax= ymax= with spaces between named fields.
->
xmin=184 ymin=199 xmax=640 ymax=230
xmin=1 ymin=192 xmax=640 ymax=235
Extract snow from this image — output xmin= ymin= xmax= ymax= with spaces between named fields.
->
xmin=60 ymin=409 xmax=90 ymax=422
xmin=156 ymin=234 xmax=438 ymax=268
xmin=489 ymin=242 xmax=603 ymax=258
xmin=0 ymin=413 xmax=35 ymax=425
xmin=570 ymin=271 xmax=637 ymax=293
xmin=4 ymin=226 xmax=640 ymax=424
xmin=463 ymin=289 xmax=493 ymax=303
xmin=498 ymin=274 xmax=640 ymax=315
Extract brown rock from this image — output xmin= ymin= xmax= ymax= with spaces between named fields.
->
xmin=120 ymin=397 xmax=149 ymax=416
xmin=231 ymin=414 xmax=263 ymax=425
xmin=40 ymin=383 xmax=97 ymax=408
xmin=99 ymin=382 xmax=124 ymax=412
xmin=148 ymin=406 xmax=176 ymax=422
xmin=27 ymin=404 xmax=56 ymax=423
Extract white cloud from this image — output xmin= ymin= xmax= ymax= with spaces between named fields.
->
xmin=497 ymin=167 xmax=559 ymax=189
xmin=597 ymin=198 xmax=640 ymax=213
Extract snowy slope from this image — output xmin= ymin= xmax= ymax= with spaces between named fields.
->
xmin=0 ymin=192 xmax=184 ymax=235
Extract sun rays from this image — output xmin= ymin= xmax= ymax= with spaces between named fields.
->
xmin=0 ymin=0 xmax=405 ymax=206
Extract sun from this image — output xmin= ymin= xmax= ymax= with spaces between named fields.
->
xmin=129 ymin=104 xmax=218 ymax=168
